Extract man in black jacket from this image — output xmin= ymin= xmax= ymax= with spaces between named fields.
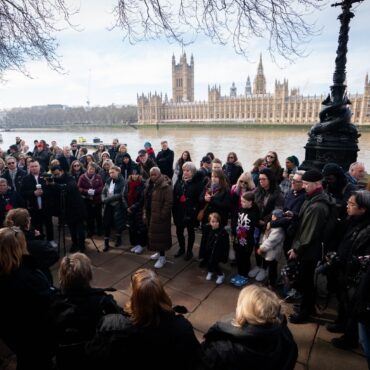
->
xmin=20 ymin=160 xmax=54 ymax=241
xmin=50 ymin=166 xmax=87 ymax=252
xmin=2 ymin=156 xmax=26 ymax=192
xmin=156 ymin=140 xmax=174 ymax=179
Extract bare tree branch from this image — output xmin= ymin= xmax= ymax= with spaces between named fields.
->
xmin=0 ymin=0 xmax=77 ymax=80
xmin=112 ymin=0 xmax=326 ymax=61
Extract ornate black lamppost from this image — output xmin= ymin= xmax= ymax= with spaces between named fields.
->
xmin=301 ymin=0 xmax=363 ymax=171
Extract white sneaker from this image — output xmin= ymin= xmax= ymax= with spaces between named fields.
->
xmin=206 ymin=272 xmax=213 ymax=281
xmin=255 ymin=268 xmax=268 ymax=282
xmin=130 ymin=246 xmax=137 ymax=252
xmin=134 ymin=245 xmax=144 ymax=254
xmin=248 ymin=266 xmax=261 ymax=278
xmin=216 ymin=274 xmax=225 ymax=285
xmin=154 ymin=256 xmax=166 ymax=269
xmin=150 ymin=252 xmax=160 ymax=260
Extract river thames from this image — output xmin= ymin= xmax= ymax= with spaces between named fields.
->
xmin=2 ymin=126 xmax=370 ymax=169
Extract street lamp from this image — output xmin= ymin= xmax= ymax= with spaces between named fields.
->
xmin=301 ymin=0 xmax=363 ymax=171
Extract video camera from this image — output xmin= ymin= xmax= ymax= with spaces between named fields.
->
xmin=42 ymin=172 xmax=55 ymax=184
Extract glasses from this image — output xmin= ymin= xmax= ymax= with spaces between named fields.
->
xmin=7 ymin=162 xmax=15 ymax=165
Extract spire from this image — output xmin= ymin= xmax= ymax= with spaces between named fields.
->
xmin=245 ymin=76 xmax=252 ymax=95
xmin=172 ymin=53 xmax=175 ymax=65
xmin=257 ymin=53 xmax=264 ymax=75
xmin=366 ymin=72 xmax=369 ymax=85
xmin=191 ymin=54 xmax=194 ymax=65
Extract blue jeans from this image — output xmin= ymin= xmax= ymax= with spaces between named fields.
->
xmin=359 ymin=322 xmax=370 ymax=369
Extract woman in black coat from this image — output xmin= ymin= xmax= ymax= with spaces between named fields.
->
xmin=200 ymin=285 xmax=298 ymax=370
xmin=0 ymin=227 xmax=57 ymax=370
xmin=51 ymin=253 xmax=122 ymax=370
xmin=173 ymin=161 xmax=203 ymax=260
xmin=101 ymin=166 xmax=126 ymax=251
xmin=123 ymin=171 xmax=147 ymax=254
xmin=198 ymin=169 xmax=231 ymax=261
xmin=86 ymin=268 xmax=201 ymax=370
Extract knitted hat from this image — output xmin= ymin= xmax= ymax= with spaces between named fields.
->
xmin=286 ymin=155 xmax=299 ymax=167
xmin=272 ymin=209 xmax=284 ymax=219
xmin=322 ymin=163 xmax=345 ymax=177
xmin=302 ymin=169 xmax=323 ymax=182
xmin=144 ymin=142 xmax=152 ymax=148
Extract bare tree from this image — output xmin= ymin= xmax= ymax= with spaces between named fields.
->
xmin=0 ymin=0 xmax=76 ymax=79
xmin=112 ymin=0 xmax=326 ymax=61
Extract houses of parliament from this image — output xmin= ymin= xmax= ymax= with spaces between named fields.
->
xmin=137 ymin=53 xmax=370 ymax=125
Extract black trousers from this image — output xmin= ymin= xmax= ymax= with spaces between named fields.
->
xmin=129 ymin=227 xmax=147 ymax=247
xmin=296 ymin=260 xmax=317 ymax=315
xmin=85 ymin=200 xmax=102 ymax=234
xmin=103 ymin=204 xmax=116 ymax=238
xmin=234 ymin=242 xmax=253 ymax=277
xmin=30 ymin=208 xmax=54 ymax=241
xmin=176 ymin=223 xmax=195 ymax=252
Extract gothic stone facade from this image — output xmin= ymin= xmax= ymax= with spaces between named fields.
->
xmin=137 ymin=54 xmax=370 ymax=125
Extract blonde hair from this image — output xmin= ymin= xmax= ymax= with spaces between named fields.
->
xmin=59 ymin=253 xmax=92 ymax=292
xmin=237 ymin=172 xmax=256 ymax=190
xmin=0 ymin=227 xmax=28 ymax=276
xmin=4 ymin=208 xmax=31 ymax=230
xmin=125 ymin=268 xmax=173 ymax=327
xmin=233 ymin=285 xmax=282 ymax=327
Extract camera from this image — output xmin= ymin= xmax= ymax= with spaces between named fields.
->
xmin=42 ymin=172 xmax=55 ymax=184
xmin=316 ymin=251 xmax=340 ymax=275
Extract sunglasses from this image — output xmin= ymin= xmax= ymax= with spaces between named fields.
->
xmin=73 ymin=164 xmax=80 ymax=167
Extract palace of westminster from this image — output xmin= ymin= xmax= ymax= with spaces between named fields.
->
xmin=137 ymin=53 xmax=370 ymax=125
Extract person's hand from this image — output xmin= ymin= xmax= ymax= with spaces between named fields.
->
xmin=257 ymin=248 xmax=265 ymax=256
xmin=34 ymin=229 xmax=41 ymax=237
xmin=34 ymin=189 xmax=43 ymax=196
xmin=288 ymin=249 xmax=298 ymax=259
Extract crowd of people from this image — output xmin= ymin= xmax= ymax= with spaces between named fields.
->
xmin=0 ymin=135 xmax=370 ymax=369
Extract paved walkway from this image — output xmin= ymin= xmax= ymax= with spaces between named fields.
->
xmin=0 ymin=227 xmax=368 ymax=369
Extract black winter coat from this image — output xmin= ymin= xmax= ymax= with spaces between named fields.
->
xmin=102 ymin=175 xmax=127 ymax=233
xmin=86 ymin=311 xmax=201 ymax=370
xmin=222 ymin=162 xmax=243 ymax=186
xmin=50 ymin=288 xmax=122 ymax=370
xmin=204 ymin=227 xmax=230 ymax=264
xmin=0 ymin=255 xmax=57 ymax=370
xmin=199 ymin=188 xmax=231 ymax=227
xmin=173 ymin=172 xmax=203 ymax=227
xmin=200 ymin=317 xmax=298 ymax=370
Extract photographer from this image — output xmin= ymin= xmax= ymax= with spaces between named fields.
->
xmin=49 ymin=165 xmax=87 ymax=253
xmin=327 ymin=191 xmax=370 ymax=350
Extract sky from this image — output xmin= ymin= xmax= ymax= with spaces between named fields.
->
xmin=0 ymin=0 xmax=369 ymax=109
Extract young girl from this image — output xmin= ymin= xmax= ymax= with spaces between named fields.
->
xmin=204 ymin=212 xmax=230 ymax=285
xmin=256 ymin=208 xmax=285 ymax=286
xmin=230 ymin=192 xmax=260 ymax=287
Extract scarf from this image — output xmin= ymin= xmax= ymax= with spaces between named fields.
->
xmin=128 ymin=180 xmax=141 ymax=206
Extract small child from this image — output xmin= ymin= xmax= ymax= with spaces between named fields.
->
xmin=204 ymin=212 xmax=230 ymax=285
xmin=230 ymin=192 xmax=260 ymax=287
xmin=256 ymin=209 xmax=285 ymax=286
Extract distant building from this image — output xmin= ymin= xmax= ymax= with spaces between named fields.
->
xmin=137 ymin=54 xmax=370 ymax=125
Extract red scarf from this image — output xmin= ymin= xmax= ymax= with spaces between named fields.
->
xmin=128 ymin=180 xmax=141 ymax=206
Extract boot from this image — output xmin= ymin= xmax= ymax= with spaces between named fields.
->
xmin=184 ymin=247 xmax=193 ymax=261
xmin=174 ymin=247 xmax=185 ymax=258
xmin=115 ymin=234 xmax=122 ymax=247
xmin=103 ymin=238 xmax=110 ymax=252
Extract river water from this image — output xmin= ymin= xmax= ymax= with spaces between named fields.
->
xmin=2 ymin=126 xmax=370 ymax=169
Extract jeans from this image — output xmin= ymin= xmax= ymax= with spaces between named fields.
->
xmin=359 ymin=323 xmax=370 ymax=369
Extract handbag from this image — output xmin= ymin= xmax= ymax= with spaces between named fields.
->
xmin=197 ymin=203 xmax=209 ymax=222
